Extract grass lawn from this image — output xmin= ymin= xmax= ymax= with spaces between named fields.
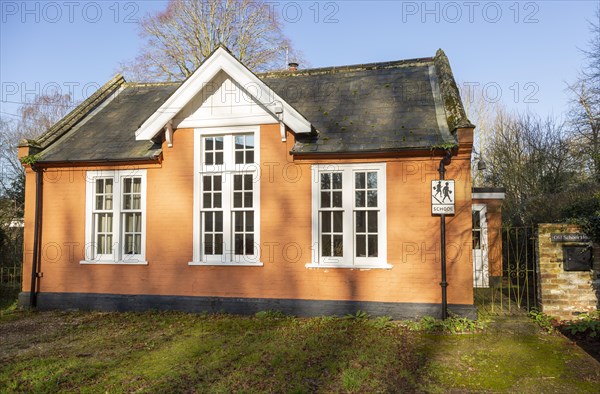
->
xmin=1 ymin=307 xmax=599 ymax=393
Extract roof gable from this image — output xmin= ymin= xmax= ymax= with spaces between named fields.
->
xmin=172 ymin=69 xmax=279 ymax=129
xmin=135 ymin=46 xmax=312 ymax=141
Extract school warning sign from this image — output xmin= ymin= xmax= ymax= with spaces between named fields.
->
xmin=431 ymin=180 xmax=455 ymax=215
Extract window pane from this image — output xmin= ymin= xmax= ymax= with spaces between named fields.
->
xmin=246 ymin=135 xmax=254 ymax=148
xmin=234 ymin=175 xmax=242 ymax=190
xmin=473 ymin=230 xmax=481 ymax=250
xmin=204 ymin=234 xmax=213 ymax=255
xmin=95 ymin=195 xmax=104 ymax=210
xmin=215 ymin=212 xmax=223 ymax=232
xmin=472 ymin=211 xmax=480 ymax=229
xmin=333 ymin=235 xmax=343 ymax=256
xmin=97 ymin=214 xmax=113 ymax=232
xmin=246 ymin=211 xmax=254 ymax=232
xmin=234 ymin=192 xmax=242 ymax=208
xmin=320 ymin=173 xmax=330 ymax=190
xmin=235 ymin=211 xmax=243 ymax=232
xmin=214 ymin=176 xmax=222 ymax=191
xmin=215 ymin=152 xmax=223 ymax=165
xmin=205 ymin=152 xmax=213 ymax=165
xmin=134 ymin=213 xmax=142 ymax=232
xmin=332 ymin=191 xmax=342 ymax=207
xmin=246 ymin=151 xmax=254 ymax=163
xmin=133 ymin=178 xmax=141 ymax=193
xmin=322 ymin=235 xmax=331 ymax=257
xmin=215 ymin=137 xmax=223 ymax=150
xmin=368 ymin=211 xmax=378 ymax=232
xmin=244 ymin=192 xmax=253 ymax=208
xmin=205 ymin=138 xmax=213 ymax=150
xmin=322 ymin=211 xmax=331 ymax=232
xmin=333 ymin=211 xmax=343 ymax=232
xmin=124 ymin=234 xmax=134 ymax=254
xmin=235 ymin=151 xmax=244 ymax=164
xmin=367 ymin=172 xmax=377 ymax=188
xmin=105 ymin=196 xmax=112 ymax=210
xmin=244 ymin=174 xmax=253 ymax=190
xmin=356 ymin=235 xmax=366 ymax=257
xmin=356 ymin=211 xmax=366 ymax=233
xmin=215 ymin=234 xmax=223 ymax=254
xmin=332 ymin=173 xmax=342 ymax=189
xmin=245 ymin=234 xmax=254 ymax=255
xmin=203 ymin=176 xmax=211 ymax=191
xmin=367 ymin=190 xmax=377 ymax=207
xmin=203 ymin=194 xmax=212 ymax=208
xmin=355 ymin=172 xmax=365 ymax=189
xmin=355 ymin=191 xmax=365 ymax=207
xmin=124 ymin=178 xmax=132 ymax=193
xmin=235 ymin=135 xmax=244 ymax=147
xmin=321 ymin=192 xmax=330 ymax=208
xmin=368 ymin=235 xmax=378 ymax=257
xmin=214 ymin=193 xmax=222 ymax=208
xmin=105 ymin=180 xmax=113 ymax=193
xmin=134 ymin=234 xmax=141 ymax=255
xmin=124 ymin=213 xmax=134 ymax=232
xmin=97 ymin=235 xmax=105 ymax=254
xmin=96 ymin=179 xmax=104 ymax=193
xmin=132 ymin=195 xmax=141 ymax=210
xmin=205 ymin=212 xmax=213 ymax=231
xmin=235 ymin=234 xmax=244 ymax=255
xmin=124 ymin=195 xmax=131 ymax=210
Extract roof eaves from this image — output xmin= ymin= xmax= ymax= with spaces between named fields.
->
xmin=290 ymin=145 xmax=456 ymax=156
xmin=34 ymin=73 xmax=126 ymax=149
xmin=433 ymin=49 xmax=474 ymax=132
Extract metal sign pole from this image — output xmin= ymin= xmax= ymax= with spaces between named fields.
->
xmin=438 ymin=152 xmax=451 ymax=320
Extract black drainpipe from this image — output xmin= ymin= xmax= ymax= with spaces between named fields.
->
xmin=29 ymin=164 xmax=43 ymax=308
xmin=438 ymin=150 xmax=453 ymax=320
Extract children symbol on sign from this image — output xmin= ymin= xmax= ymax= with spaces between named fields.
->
xmin=442 ymin=182 xmax=453 ymax=202
xmin=433 ymin=181 xmax=442 ymax=198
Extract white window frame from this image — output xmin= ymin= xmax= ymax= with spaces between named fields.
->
xmin=190 ymin=126 xmax=262 ymax=266
xmin=82 ymin=169 xmax=148 ymax=265
xmin=308 ymin=163 xmax=390 ymax=269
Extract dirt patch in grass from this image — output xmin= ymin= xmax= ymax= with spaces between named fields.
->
xmin=0 ymin=311 xmax=599 ymax=393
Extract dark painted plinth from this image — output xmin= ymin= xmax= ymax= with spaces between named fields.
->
xmin=19 ymin=292 xmax=478 ymax=320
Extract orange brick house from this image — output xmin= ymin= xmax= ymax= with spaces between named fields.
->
xmin=18 ymin=46 xmax=478 ymax=318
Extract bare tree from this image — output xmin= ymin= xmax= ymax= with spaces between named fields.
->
xmin=567 ymin=6 xmax=600 ymax=181
xmin=0 ymin=93 xmax=72 ymax=204
xmin=460 ymin=81 xmax=504 ymax=187
xmin=120 ymin=0 xmax=303 ymax=81
xmin=484 ymin=111 xmax=581 ymax=225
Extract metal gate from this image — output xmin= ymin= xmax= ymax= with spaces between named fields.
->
xmin=0 ymin=225 xmax=23 ymax=298
xmin=475 ymin=226 xmax=538 ymax=315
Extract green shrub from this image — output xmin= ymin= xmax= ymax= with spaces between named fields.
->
xmin=563 ymin=312 xmax=600 ymax=338
xmin=402 ymin=315 xmax=486 ymax=333
xmin=528 ymin=309 xmax=555 ymax=333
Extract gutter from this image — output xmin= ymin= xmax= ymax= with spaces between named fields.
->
xmin=290 ymin=146 xmax=458 ymax=158
xmin=34 ymin=155 xmax=162 ymax=166
xmin=29 ymin=165 xmax=43 ymax=308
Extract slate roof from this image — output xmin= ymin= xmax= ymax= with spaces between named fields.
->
xmin=36 ymin=83 xmax=178 ymax=163
xmin=30 ymin=49 xmax=472 ymax=163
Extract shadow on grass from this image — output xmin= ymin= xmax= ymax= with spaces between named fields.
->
xmin=1 ymin=311 xmax=599 ymax=393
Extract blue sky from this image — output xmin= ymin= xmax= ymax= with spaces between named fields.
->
xmin=1 ymin=0 xmax=598 ymax=123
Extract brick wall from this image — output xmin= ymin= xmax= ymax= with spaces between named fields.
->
xmin=537 ymin=224 xmax=600 ymax=320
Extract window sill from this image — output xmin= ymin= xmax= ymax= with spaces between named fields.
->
xmin=188 ymin=261 xmax=264 ymax=267
xmin=80 ymin=260 xmax=148 ymax=265
xmin=305 ymin=263 xmax=392 ymax=270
